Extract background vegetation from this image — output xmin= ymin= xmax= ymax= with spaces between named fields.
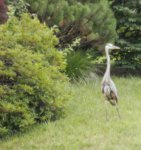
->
xmin=0 ymin=0 xmax=140 ymax=140
xmin=23 ymin=0 xmax=117 ymax=50
xmin=110 ymin=0 xmax=141 ymax=70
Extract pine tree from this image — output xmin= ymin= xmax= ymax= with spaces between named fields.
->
xmin=24 ymin=0 xmax=117 ymax=51
xmin=110 ymin=0 xmax=141 ymax=70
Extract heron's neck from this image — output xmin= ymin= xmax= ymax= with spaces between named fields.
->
xmin=105 ymin=48 xmax=111 ymax=78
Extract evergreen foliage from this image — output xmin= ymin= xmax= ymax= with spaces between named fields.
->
xmin=24 ymin=0 xmax=117 ymax=50
xmin=110 ymin=0 xmax=141 ymax=70
xmin=0 ymin=14 xmax=69 ymax=137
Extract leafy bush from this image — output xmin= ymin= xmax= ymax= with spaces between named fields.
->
xmin=0 ymin=14 xmax=69 ymax=137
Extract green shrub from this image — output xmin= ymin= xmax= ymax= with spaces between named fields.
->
xmin=64 ymin=39 xmax=93 ymax=80
xmin=0 ymin=14 xmax=69 ymax=137
xmin=66 ymin=51 xmax=93 ymax=80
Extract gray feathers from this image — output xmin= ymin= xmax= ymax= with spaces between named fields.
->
xmin=102 ymin=79 xmax=118 ymax=105
xmin=102 ymin=43 xmax=119 ymax=106
xmin=101 ymin=43 xmax=121 ymax=119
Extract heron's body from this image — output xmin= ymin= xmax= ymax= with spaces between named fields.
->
xmin=102 ymin=79 xmax=118 ymax=105
xmin=101 ymin=43 xmax=121 ymax=119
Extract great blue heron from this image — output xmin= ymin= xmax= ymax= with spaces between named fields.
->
xmin=101 ymin=43 xmax=121 ymax=120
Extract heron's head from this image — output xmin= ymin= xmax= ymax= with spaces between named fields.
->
xmin=105 ymin=43 xmax=120 ymax=51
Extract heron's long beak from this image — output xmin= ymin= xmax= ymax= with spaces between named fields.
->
xmin=113 ymin=45 xmax=120 ymax=50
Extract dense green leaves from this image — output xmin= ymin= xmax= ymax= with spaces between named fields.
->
xmin=110 ymin=0 xmax=141 ymax=70
xmin=66 ymin=51 xmax=93 ymax=79
xmin=62 ymin=38 xmax=93 ymax=79
xmin=25 ymin=0 xmax=117 ymax=50
xmin=0 ymin=14 xmax=69 ymax=137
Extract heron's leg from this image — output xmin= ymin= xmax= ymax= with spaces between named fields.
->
xmin=115 ymin=103 xmax=121 ymax=119
xmin=104 ymin=100 xmax=108 ymax=121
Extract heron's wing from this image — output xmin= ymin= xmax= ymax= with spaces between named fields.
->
xmin=110 ymin=79 xmax=118 ymax=98
xmin=104 ymin=85 xmax=111 ymax=95
xmin=102 ymin=79 xmax=118 ymax=100
xmin=102 ymin=83 xmax=111 ymax=96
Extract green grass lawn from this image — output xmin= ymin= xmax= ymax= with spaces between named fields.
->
xmin=1 ymin=77 xmax=141 ymax=150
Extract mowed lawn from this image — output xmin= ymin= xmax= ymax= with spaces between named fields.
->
xmin=1 ymin=77 xmax=141 ymax=150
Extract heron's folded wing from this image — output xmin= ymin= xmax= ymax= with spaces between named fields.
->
xmin=103 ymin=84 xmax=111 ymax=96
xmin=110 ymin=79 xmax=118 ymax=98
